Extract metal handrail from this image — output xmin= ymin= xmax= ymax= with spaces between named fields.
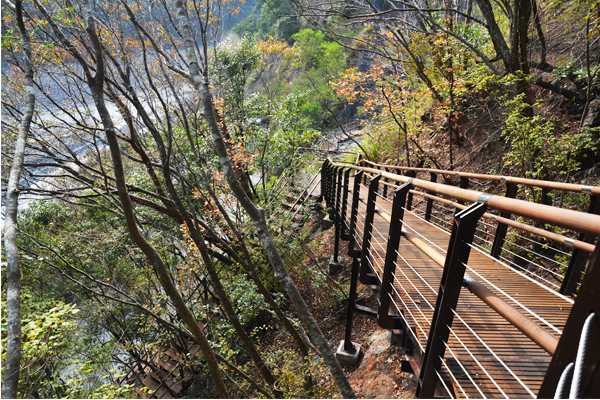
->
xmin=331 ymin=161 xmax=600 ymax=237
xmin=359 ymin=159 xmax=600 ymax=195
xmin=372 ymin=176 xmax=596 ymax=254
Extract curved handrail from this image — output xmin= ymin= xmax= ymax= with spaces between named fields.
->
xmin=330 ymin=161 xmax=600 ymax=237
xmin=359 ymin=159 xmax=600 ymax=196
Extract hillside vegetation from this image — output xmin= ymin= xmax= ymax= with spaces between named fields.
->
xmin=1 ymin=0 xmax=599 ymax=398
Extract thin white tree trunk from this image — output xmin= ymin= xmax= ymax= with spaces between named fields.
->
xmin=2 ymin=1 xmax=35 ymax=397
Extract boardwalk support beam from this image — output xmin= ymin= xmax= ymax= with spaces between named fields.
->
xmin=416 ymin=201 xmax=487 ymax=399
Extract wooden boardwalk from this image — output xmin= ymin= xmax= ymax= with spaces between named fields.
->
xmin=346 ymin=179 xmax=574 ymax=398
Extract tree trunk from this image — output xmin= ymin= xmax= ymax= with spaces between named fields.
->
xmin=2 ymin=1 xmax=35 ymax=397
xmin=72 ymin=1 xmax=230 ymax=396
xmin=518 ymin=0 xmax=532 ymax=74
xmin=476 ymin=0 xmax=520 ymax=72
xmin=173 ymin=1 xmax=355 ymax=397
xmin=531 ymin=0 xmax=547 ymax=67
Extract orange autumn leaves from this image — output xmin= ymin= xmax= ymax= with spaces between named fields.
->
xmin=330 ymin=66 xmax=412 ymax=121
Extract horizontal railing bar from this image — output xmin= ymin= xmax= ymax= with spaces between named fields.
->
xmin=357 ymin=195 xmax=559 ymax=356
xmin=414 ymin=190 xmax=596 ymax=254
xmin=336 ymin=162 xmax=600 ymax=237
xmin=360 ymin=159 xmax=600 ymax=195
xmin=297 ymin=146 xmax=361 ymax=155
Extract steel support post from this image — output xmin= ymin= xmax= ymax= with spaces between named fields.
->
xmin=561 ymin=194 xmax=600 ymax=296
xmin=424 ymin=172 xmax=438 ymax=221
xmin=378 ymin=182 xmax=413 ymax=329
xmin=343 ymin=170 xmax=365 ymax=353
xmin=416 ymin=201 xmax=487 ymax=399
xmin=359 ymin=174 xmax=381 ymax=285
xmin=343 ymin=256 xmax=361 ymax=353
xmin=341 ymin=169 xmax=351 ymax=240
xmin=538 ymin=240 xmax=600 ymax=398
xmin=320 ymin=160 xmax=328 ymax=206
xmin=490 ymin=182 xmax=518 ymax=259
xmin=348 ymin=171 xmax=364 ymax=259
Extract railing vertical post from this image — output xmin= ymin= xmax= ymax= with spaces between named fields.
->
xmin=328 ymin=166 xmax=337 ymax=219
xmin=561 ymin=194 xmax=600 ymax=296
xmin=540 ymin=187 xmax=552 ymax=206
xmin=382 ymin=166 xmax=389 ymax=198
xmin=458 ymin=176 xmax=470 ymax=208
xmin=538 ymin=241 xmax=600 ymax=398
xmin=341 ymin=169 xmax=351 ymax=241
xmin=359 ymin=174 xmax=381 ymax=285
xmin=424 ymin=172 xmax=438 ymax=221
xmin=336 ymin=167 xmax=343 ymax=218
xmin=348 ymin=172 xmax=363 ymax=259
xmin=332 ymin=167 xmax=343 ymax=262
xmin=378 ymin=181 xmax=413 ymax=329
xmin=403 ymin=170 xmax=416 ymax=211
xmin=490 ymin=182 xmax=518 ymax=258
xmin=416 ymin=201 xmax=487 ymax=399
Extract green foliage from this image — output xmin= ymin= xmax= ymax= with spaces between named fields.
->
xmin=500 ymin=90 xmax=594 ymax=180
xmin=357 ymin=120 xmax=406 ymax=162
xmin=212 ymin=37 xmax=261 ymax=128
xmin=262 ymin=348 xmax=334 ymax=398
xmin=245 ymin=90 xmax=319 ymax=179
xmin=1 ymin=294 xmax=131 ymax=398
xmin=289 ymin=29 xmax=348 ymax=128
xmin=232 ymin=0 xmax=302 ymax=43
xmin=226 ymin=277 xmax=269 ymax=325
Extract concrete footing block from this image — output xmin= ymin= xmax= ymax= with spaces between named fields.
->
xmin=328 ymin=255 xmax=345 ymax=275
xmin=335 ymin=340 xmax=362 ymax=366
xmin=321 ymin=215 xmax=334 ymax=230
